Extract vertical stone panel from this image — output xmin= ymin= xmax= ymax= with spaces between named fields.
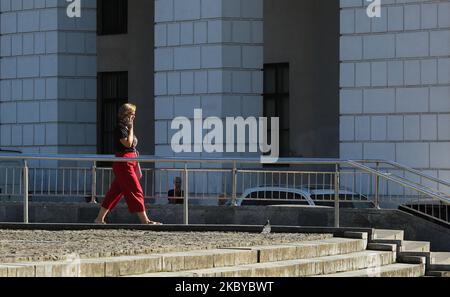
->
xmin=155 ymin=0 xmax=264 ymax=197
xmin=0 ymin=0 xmax=97 ymax=167
xmin=155 ymin=0 xmax=264 ymax=160
xmin=340 ymin=0 xmax=450 ymax=171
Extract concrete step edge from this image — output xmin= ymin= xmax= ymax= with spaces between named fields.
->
xmin=367 ymin=243 xmax=397 ymax=252
xmin=397 ymin=255 xmax=427 ymax=265
xmin=0 ymin=249 xmax=258 ymax=277
xmin=371 ymin=239 xmax=402 ymax=246
xmin=343 ymin=231 xmax=368 ymax=240
xmin=426 ymin=271 xmax=450 ymax=277
xmin=314 ymin=263 xmax=424 ymax=277
xmin=131 ymin=250 xmax=396 ymax=277
xmin=0 ymin=238 xmax=367 ymax=277
xmin=372 ymin=229 xmax=404 ymax=241
xmin=401 ymin=241 xmax=430 ymax=253
xmin=428 ymin=264 xmax=450 ymax=272
xmin=430 ymin=252 xmax=450 ymax=265
xmin=370 ymin=239 xmax=430 ymax=253
xmin=250 ymin=237 xmax=368 ymax=263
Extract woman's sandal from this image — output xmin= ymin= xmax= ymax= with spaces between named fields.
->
xmin=147 ymin=220 xmax=163 ymax=225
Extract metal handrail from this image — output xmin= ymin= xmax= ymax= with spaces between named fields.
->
xmin=347 ymin=161 xmax=450 ymax=204
xmin=381 ymin=171 xmax=450 ymax=198
xmin=0 ymin=153 xmax=449 ymax=226
xmin=353 ymin=159 xmax=450 ymax=189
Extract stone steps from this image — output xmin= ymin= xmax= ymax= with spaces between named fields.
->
xmin=372 ymin=229 xmax=404 ymax=241
xmin=426 ymin=271 xmax=450 ymax=277
xmin=401 ymin=241 xmax=430 ymax=253
xmin=430 ymin=252 xmax=450 ymax=265
xmin=0 ymin=249 xmax=257 ymax=277
xmin=0 ymin=237 xmax=367 ymax=277
xmin=371 ymin=239 xmax=430 ymax=253
xmin=367 ymin=243 xmax=397 ymax=252
xmin=369 ymin=230 xmax=450 ymax=276
xmin=428 ymin=253 xmax=450 ymax=275
xmin=316 ymin=263 xmax=425 ymax=277
xmin=129 ymin=250 xmax=396 ymax=277
xmin=0 ymin=228 xmax=445 ymax=277
xmin=247 ymin=237 xmax=368 ymax=263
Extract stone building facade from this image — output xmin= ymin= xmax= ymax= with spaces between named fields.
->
xmin=0 ymin=0 xmax=449 ymax=175
xmin=340 ymin=0 xmax=450 ymax=179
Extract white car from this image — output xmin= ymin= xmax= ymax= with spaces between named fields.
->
xmin=228 ymin=186 xmax=316 ymax=206
xmin=227 ymin=185 xmax=372 ymax=208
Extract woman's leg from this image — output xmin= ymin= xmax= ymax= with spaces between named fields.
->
xmin=103 ymin=179 xmax=124 ymax=211
xmin=95 ymin=167 xmax=124 ymax=223
xmin=94 ymin=207 xmax=109 ymax=224
xmin=120 ymin=161 xmax=161 ymax=224
xmin=136 ymin=212 xmax=151 ymax=224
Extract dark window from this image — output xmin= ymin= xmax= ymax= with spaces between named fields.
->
xmin=97 ymin=72 xmax=128 ymax=157
xmin=242 ymin=190 xmax=309 ymax=206
xmin=97 ymin=0 xmax=128 ymax=35
xmin=264 ymin=63 xmax=290 ymax=157
xmin=246 ymin=191 xmax=305 ymax=200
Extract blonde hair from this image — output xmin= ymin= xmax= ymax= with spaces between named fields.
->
xmin=118 ymin=103 xmax=136 ymax=121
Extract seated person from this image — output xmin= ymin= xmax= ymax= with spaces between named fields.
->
xmin=168 ymin=177 xmax=184 ymax=204
xmin=218 ymin=194 xmax=228 ymax=206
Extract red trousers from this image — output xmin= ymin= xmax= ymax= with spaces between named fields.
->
xmin=102 ymin=152 xmax=146 ymax=213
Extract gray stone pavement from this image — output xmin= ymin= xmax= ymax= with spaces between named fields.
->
xmin=0 ymin=230 xmax=331 ymax=264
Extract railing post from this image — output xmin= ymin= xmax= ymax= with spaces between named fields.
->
xmin=23 ymin=160 xmax=29 ymax=224
xmin=374 ymin=162 xmax=380 ymax=209
xmin=90 ymin=161 xmax=97 ymax=203
xmin=231 ymin=162 xmax=237 ymax=207
xmin=334 ymin=164 xmax=340 ymax=228
xmin=184 ymin=163 xmax=189 ymax=225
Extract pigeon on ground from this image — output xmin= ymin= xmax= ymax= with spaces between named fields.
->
xmin=261 ymin=219 xmax=271 ymax=235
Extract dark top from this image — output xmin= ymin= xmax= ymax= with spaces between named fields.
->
xmin=115 ymin=122 xmax=138 ymax=153
xmin=168 ymin=189 xmax=184 ymax=204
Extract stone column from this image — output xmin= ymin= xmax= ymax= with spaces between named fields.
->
xmin=154 ymin=0 xmax=264 ymax=160
xmin=339 ymin=0 xmax=450 ymax=180
xmin=0 ymin=0 xmax=97 ymax=167
xmin=154 ymin=0 xmax=264 ymax=201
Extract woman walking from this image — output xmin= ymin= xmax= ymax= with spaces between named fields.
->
xmin=95 ymin=103 xmax=161 ymax=225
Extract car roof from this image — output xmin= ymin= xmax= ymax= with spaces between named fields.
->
xmin=244 ymin=186 xmax=358 ymax=196
xmin=243 ymin=186 xmax=311 ymax=195
xmin=241 ymin=186 xmax=316 ymax=206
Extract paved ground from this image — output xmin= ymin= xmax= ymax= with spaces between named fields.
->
xmin=0 ymin=230 xmax=332 ymax=263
